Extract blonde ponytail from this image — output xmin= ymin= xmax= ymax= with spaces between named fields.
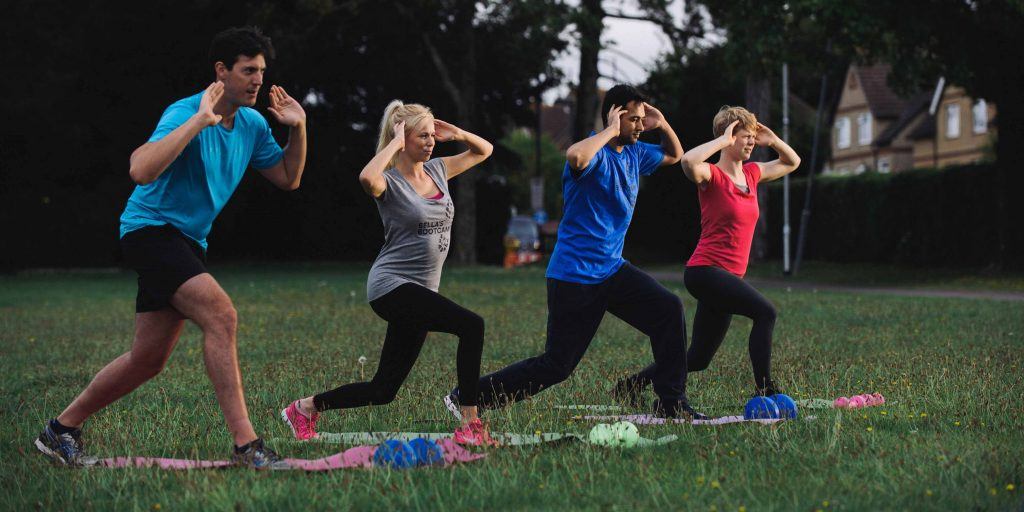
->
xmin=376 ymin=99 xmax=434 ymax=167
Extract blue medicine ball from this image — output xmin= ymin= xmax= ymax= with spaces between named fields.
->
xmin=408 ymin=438 xmax=445 ymax=466
xmin=373 ymin=439 xmax=417 ymax=469
xmin=771 ymin=393 xmax=799 ymax=419
xmin=744 ymin=396 xmax=780 ymax=420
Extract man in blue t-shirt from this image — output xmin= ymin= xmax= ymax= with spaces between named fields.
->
xmin=35 ymin=27 xmax=307 ymax=469
xmin=447 ymin=85 xmax=704 ymax=420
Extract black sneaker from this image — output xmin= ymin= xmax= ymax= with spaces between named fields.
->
xmin=232 ymin=438 xmax=290 ymax=470
xmin=752 ymin=381 xmax=782 ymax=398
xmin=35 ymin=422 xmax=99 ymax=467
xmin=611 ymin=378 xmax=647 ymax=409
xmin=653 ymin=399 xmax=708 ymax=421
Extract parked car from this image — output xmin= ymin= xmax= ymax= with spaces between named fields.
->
xmin=503 ymin=215 xmax=542 ymax=267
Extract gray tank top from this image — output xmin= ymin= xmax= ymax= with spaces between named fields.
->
xmin=366 ymin=158 xmax=453 ymax=301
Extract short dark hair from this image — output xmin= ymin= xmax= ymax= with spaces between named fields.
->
xmin=209 ymin=26 xmax=275 ymax=70
xmin=600 ymin=84 xmax=647 ymax=127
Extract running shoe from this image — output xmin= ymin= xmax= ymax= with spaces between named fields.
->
xmin=453 ymin=419 xmax=500 ymax=447
xmin=281 ymin=400 xmax=319 ymax=440
xmin=751 ymin=380 xmax=782 ymax=398
xmin=34 ymin=421 xmax=98 ymax=467
xmin=232 ymin=438 xmax=290 ymax=470
xmin=443 ymin=392 xmax=462 ymax=421
xmin=653 ymin=399 xmax=708 ymax=421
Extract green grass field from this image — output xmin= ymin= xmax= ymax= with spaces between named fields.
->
xmin=2 ymin=264 xmax=1022 ymax=510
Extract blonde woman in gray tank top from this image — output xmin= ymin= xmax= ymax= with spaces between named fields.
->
xmin=281 ymin=100 xmax=497 ymax=445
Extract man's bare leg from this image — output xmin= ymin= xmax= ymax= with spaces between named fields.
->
xmin=170 ymin=273 xmax=258 ymax=447
xmin=57 ymin=308 xmax=186 ymax=428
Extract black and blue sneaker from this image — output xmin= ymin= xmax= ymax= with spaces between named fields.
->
xmin=653 ymin=399 xmax=708 ymax=421
xmin=231 ymin=438 xmax=290 ymax=470
xmin=35 ymin=420 xmax=99 ymax=467
xmin=751 ymin=380 xmax=783 ymax=399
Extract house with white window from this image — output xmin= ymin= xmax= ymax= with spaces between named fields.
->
xmin=826 ymin=64 xmax=996 ymax=174
xmin=906 ymin=85 xmax=995 ymax=169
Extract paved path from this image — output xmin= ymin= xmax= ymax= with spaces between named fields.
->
xmin=648 ymin=272 xmax=1024 ymax=302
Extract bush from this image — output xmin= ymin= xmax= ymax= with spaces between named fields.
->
xmin=762 ymin=164 xmax=1001 ymax=267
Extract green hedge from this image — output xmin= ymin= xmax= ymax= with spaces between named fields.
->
xmin=763 ymin=164 xmax=1002 ymax=267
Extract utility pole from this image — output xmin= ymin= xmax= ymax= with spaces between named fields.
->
xmin=782 ymin=63 xmax=792 ymax=276
xmin=795 ymin=42 xmax=832 ymax=274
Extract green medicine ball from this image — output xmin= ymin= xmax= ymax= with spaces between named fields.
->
xmin=611 ymin=421 xmax=640 ymax=448
xmin=588 ymin=423 xmax=616 ymax=446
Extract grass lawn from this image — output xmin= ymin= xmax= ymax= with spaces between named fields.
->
xmin=2 ymin=264 xmax=1022 ymax=510
xmin=742 ymin=260 xmax=1024 ymax=293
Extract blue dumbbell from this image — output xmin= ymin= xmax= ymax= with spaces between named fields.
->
xmin=408 ymin=438 xmax=445 ymax=466
xmin=373 ymin=439 xmax=417 ymax=469
xmin=744 ymin=396 xmax=780 ymax=420
xmin=770 ymin=393 xmax=799 ymax=419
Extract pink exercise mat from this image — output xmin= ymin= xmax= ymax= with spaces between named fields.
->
xmin=95 ymin=439 xmax=484 ymax=470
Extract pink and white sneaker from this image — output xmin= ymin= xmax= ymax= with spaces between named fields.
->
xmin=281 ymin=400 xmax=319 ymax=440
xmin=453 ymin=419 xmax=499 ymax=447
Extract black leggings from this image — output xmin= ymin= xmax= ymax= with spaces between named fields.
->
xmin=459 ymin=263 xmax=689 ymax=409
xmin=312 ymin=283 xmax=484 ymax=410
xmin=685 ymin=265 xmax=776 ymax=389
xmin=624 ymin=265 xmax=776 ymax=391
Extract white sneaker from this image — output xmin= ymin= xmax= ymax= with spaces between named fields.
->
xmin=443 ymin=393 xmax=462 ymax=421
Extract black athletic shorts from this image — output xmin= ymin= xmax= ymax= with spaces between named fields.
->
xmin=120 ymin=224 xmax=207 ymax=313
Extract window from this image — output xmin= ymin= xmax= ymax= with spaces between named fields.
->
xmin=855 ymin=163 xmax=867 ymax=174
xmin=945 ymin=103 xmax=961 ymax=139
xmin=972 ymin=100 xmax=988 ymax=134
xmin=878 ymin=158 xmax=891 ymax=173
xmin=857 ymin=112 xmax=873 ymax=145
xmin=836 ymin=117 xmax=851 ymax=149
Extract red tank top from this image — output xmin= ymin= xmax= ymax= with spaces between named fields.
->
xmin=686 ymin=162 xmax=761 ymax=277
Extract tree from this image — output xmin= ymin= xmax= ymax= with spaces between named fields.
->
xmin=388 ymin=0 xmax=570 ymax=263
xmin=0 ymin=0 xmax=570 ymax=268
xmin=831 ymin=0 xmax=1024 ymax=268
xmin=500 ymin=129 xmax=566 ymax=214
xmin=694 ymin=0 xmax=844 ymax=262
xmin=694 ymin=0 xmax=1024 ymax=268
xmin=570 ymin=0 xmax=708 ymax=142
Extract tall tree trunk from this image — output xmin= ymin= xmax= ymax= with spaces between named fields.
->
xmin=745 ymin=75 xmax=772 ymax=262
xmin=452 ymin=4 xmax=477 ymax=264
xmin=419 ymin=0 xmax=479 ymax=264
xmin=573 ymin=0 xmax=603 ymax=142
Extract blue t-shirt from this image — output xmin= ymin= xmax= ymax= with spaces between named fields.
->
xmin=546 ymin=140 xmax=665 ymax=283
xmin=119 ymin=92 xmax=284 ymax=248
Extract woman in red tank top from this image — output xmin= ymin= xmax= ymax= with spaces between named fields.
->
xmin=616 ymin=106 xmax=801 ymax=402
xmin=683 ymin=106 xmax=801 ymax=396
